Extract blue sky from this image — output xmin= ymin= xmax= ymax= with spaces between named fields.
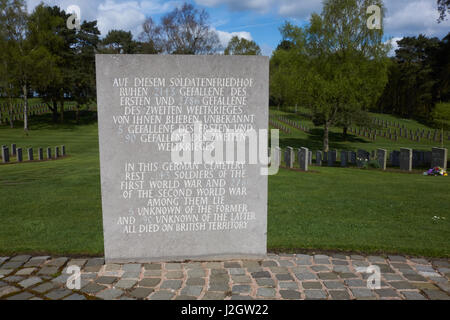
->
xmin=26 ymin=0 xmax=450 ymax=56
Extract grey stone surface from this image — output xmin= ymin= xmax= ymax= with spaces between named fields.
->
xmin=115 ymin=279 xmax=137 ymax=289
xmin=139 ymin=278 xmax=161 ymax=287
xmin=64 ymin=293 xmax=87 ymax=300
xmin=130 ymin=287 xmax=154 ymax=299
xmin=96 ymin=55 xmax=269 ymax=262
xmin=232 ymin=285 xmax=251 ymax=294
xmin=431 ymin=147 xmax=448 ymax=170
xmin=304 ymin=290 xmax=327 ymax=299
xmin=401 ymin=291 xmax=427 ymax=300
xmin=0 ymin=286 xmax=20 ymax=298
xmin=377 ymin=149 xmax=387 ymax=170
xmin=298 ymin=147 xmax=309 ymax=171
xmin=149 ymin=290 xmax=175 ymax=300
xmin=400 ymin=148 xmax=412 ymax=171
xmin=181 ymin=286 xmax=203 ymax=296
xmin=329 ymin=290 xmax=350 ymax=300
xmin=7 ymin=292 xmax=34 ymax=300
xmin=45 ymin=288 xmax=72 ymax=300
xmin=96 ymin=288 xmax=124 ymax=300
xmin=279 ymin=290 xmax=300 ymax=299
xmin=256 ymin=287 xmax=276 ymax=297
xmin=160 ymin=280 xmax=183 ymax=290
xmin=351 ymin=288 xmax=375 ymax=298
xmin=18 ymin=276 xmax=42 ymax=288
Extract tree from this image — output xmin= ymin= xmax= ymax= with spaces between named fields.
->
xmin=437 ymin=0 xmax=450 ymax=22
xmin=159 ymin=3 xmax=220 ymax=54
xmin=377 ymin=34 xmax=443 ymax=121
xmin=138 ymin=17 xmax=162 ymax=54
xmin=0 ymin=0 xmax=58 ymax=130
xmin=273 ymin=0 xmax=389 ymax=151
xmin=70 ymin=20 xmax=100 ymax=122
xmin=27 ymin=4 xmax=74 ymax=123
xmin=101 ymin=30 xmax=137 ymax=54
xmin=224 ymin=36 xmax=261 ymax=55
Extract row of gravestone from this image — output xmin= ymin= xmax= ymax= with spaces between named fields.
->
xmin=274 ymin=147 xmax=448 ymax=171
xmin=1 ymin=144 xmax=66 ymax=163
xmin=350 ymin=127 xmax=448 ymax=143
xmin=370 ymin=118 xmax=449 ymax=141
xmin=276 ymin=116 xmax=310 ymax=133
xmin=0 ymin=104 xmax=76 ymax=123
xmin=268 ymin=117 xmax=291 ymax=134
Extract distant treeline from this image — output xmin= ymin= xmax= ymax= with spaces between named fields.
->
xmin=376 ymin=33 xmax=450 ymax=123
xmin=0 ymin=1 xmax=261 ymax=130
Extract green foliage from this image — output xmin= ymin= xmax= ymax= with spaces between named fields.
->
xmin=101 ymin=29 xmax=136 ymax=54
xmin=224 ymin=36 xmax=261 ymax=55
xmin=437 ymin=0 xmax=450 ymax=22
xmin=432 ymin=102 xmax=450 ymax=130
xmin=271 ymin=0 xmax=389 ymax=151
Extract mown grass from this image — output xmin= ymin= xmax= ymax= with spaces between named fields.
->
xmin=0 ymin=110 xmax=449 ymax=257
xmin=270 ymin=108 xmax=449 ymax=158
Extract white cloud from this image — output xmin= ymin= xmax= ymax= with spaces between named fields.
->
xmin=215 ymin=29 xmax=252 ymax=47
xmin=277 ymin=0 xmax=322 ymax=20
xmin=195 ymin=0 xmax=274 ymax=13
xmin=97 ymin=0 xmax=147 ymax=35
xmin=384 ymin=0 xmax=450 ymax=38
xmin=26 ymin=0 xmax=180 ymax=37
xmin=385 ymin=37 xmax=402 ymax=57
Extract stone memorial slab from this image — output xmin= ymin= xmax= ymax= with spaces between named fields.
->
xmin=28 ymin=148 xmax=33 ymax=161
xmin=1 ymin=146 xmax=9 ymax=163
xmin=340 ymin=151 xmax=347 ymax=167
xmin=431 ymin=147 xmax=448 ymax=170
xmin=316 ymin=151 xmax=322 ymax=166
xmin=285 ymin=147 xmax=294 ymax=168
xmin=298 ymin=147 xmax=308 ymax=171
xmin=376 ymin=149 xmax=387 ymax=170
xmin=17 ymin=148 xmax=23 ymax=162
xmin=96 ymin=55 xmax=269 ymax=262
xmin=400 ymin=148 xmax=412 ymax=171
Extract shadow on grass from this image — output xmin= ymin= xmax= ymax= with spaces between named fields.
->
xmin=0 ymin=110 xmax=98 ymax=132
xmin=279 ymin=128 xmax=369 ymax=151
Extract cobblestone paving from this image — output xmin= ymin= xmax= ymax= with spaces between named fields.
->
xmin=0 ymin=254 xmax=449 ymax=300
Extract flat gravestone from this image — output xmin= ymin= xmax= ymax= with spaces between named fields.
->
xmin=96 ymin=55 xmax=269 ymax=262
xmin=431 ymin=147 xmax=448 ymax=170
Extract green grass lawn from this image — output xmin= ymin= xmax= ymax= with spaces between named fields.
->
xmin=0 ymin=111 xmax=449 ymax=257
xmin=270 ymin=108 xmax=450 ymax=157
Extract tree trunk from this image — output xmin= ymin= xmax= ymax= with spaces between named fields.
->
xmin=323 ymin=123 xmax=330 ymax=152
xmin=76 ymin=104 xmax=80 ymax=124
xmin=8 ymin=97 xmax=13 ymax=128
xmin=51 ymin=100 xmax=58 ymax=122
xmin=22 ymin=85 xmax=29 ymax=131
xmin=60 ymin=100 xmax=64 ymax=123
xmin=343 ymin=126 xmax=348 ymax=140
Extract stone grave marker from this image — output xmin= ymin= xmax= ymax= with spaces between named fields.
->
xmin=400 ymin=148 xmax=412 ymax=171
xmin=298 ymin=147 xmax=308 ymax=171
xmin=431 ymin=147 xmax=448 ymax=170
xmin=285 ymin=147 xmax=294 ymax=168
xmin=316 ymin=151 xmax=322 ymax=166
xmin=377 ymin=149 xmax=387 ymax=170
xmin=28 ymin=148 xmax=33 ymax=161
xmin=96 ymin=55 xmax=269 ymax=262
xmin=17 ymin=148 xmax=23 ymax=162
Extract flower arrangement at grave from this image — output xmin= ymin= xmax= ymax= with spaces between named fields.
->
xmin=423 ymin=167 xmax=448 ymax=176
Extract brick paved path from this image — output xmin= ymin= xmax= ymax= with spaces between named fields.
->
xmin=0 ymin=254 xmax=449 ymax=300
